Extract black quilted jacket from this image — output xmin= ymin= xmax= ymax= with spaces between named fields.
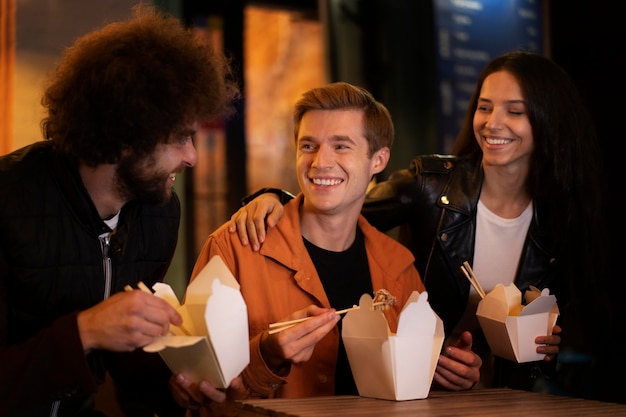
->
xmin=0 ymin=141 xmax=184 ymax=416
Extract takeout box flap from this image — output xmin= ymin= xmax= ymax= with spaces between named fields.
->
xmin=342 ymin=293 xmax=390 ymax=338
xmin=152 ymin=282 xmax=181 ymax=309
xmin=393 ymin=292 xmax=444 ymax=400
xmin=143 ymin=255 xmax=249 ymax=388
xmin=520 ymin=290 xmax=559 ymax=316
xmin=342 ymin=291 xmax=443 ymax=401
xmin=204 ymin=278 xmax=250 ymax=386
xmin=476 ymin=283 xmax=559 ymax=363
xmin=475 ymin=295 xmax=507 ymax=320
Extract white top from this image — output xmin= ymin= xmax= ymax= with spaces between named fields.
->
xmin=445 ymin=199 xmax=533 ymax=344
xmin=472 ymin=199 xmax=533 ymax=294
xmin=100 ymin=211 xmax=121 ymax=239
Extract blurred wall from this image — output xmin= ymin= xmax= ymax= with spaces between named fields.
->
xmin=12 ymin=0 xmax=137 ymax=150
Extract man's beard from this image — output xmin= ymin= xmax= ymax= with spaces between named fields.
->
xmin=115 ymin=153 xmax=176 ymax=205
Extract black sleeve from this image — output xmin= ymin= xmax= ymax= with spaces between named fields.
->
xmin=362 ymin=168 xmax=420 ymax=232
xmin=241 ymin=188 xmax=296 ymax=206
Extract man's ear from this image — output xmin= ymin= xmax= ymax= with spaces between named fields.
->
xmin=371 ymin=147 xmax=390 ymax=175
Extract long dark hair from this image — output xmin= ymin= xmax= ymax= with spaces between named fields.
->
xmin=454 ymin=50 xmax=610 ymax=349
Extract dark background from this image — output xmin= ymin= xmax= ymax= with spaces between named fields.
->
xmin=550 ymin=2 xmax=623 ymax=404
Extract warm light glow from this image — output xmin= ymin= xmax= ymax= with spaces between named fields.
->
xmin=0 ymin=0 xmax=15 ymax=155
xmin=244 ymin=5 xmax=326 ymax=195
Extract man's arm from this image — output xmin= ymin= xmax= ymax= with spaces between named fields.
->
xmin=229 ymin=168 xmax=421 ymax=251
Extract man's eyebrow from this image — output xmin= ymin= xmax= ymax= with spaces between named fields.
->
xmin=297 ymin=135 xmax=356 ymax=144
xmin=331 ymin=135 xmax=357 ymax=145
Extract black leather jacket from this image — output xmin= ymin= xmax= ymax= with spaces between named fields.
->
xmin=0 ymin=142 xmax=184 ymax=416
xmin=363 ymin=155 xmax=563 ymax=390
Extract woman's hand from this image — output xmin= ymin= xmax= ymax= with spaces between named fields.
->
xmin=536 ymin=324 xmax=562 ymax=361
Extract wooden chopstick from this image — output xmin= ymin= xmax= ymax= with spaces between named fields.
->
xmin=460 ymin=261 xmax=486 ymax=298
xmin=124 ymin=281 xmax=153 ymax=294
xmin=268 ymin=305 xmax=360 ymax=335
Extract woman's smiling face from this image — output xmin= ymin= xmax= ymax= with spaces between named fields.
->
xmin=473 ymin=70 xmax=534 ymax=170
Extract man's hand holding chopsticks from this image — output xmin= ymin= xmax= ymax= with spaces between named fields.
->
xmin=261 ymin=305 xmax=340 ymax=372
xmin=76 ymin=288 xmax=182 ymax=353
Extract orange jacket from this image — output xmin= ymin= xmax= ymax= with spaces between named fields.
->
xmin=191 ymin=193 xmax=425 ymax=399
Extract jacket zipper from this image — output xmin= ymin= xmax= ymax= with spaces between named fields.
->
xmin=101 ymin=235 xmax=112 ymax=299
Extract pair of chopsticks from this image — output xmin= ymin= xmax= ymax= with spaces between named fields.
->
xmin=268 ymin=299 xmax=393 ymax=335
xmin=124 ymin=281 xmax=190 ymax=336
xmin=460 ymin=261 xmax=486 ymax=298
xmin=124 ymin=281 xmax=153 ymax=294
xmin=268 ymin=306 xmax=359 ymax=335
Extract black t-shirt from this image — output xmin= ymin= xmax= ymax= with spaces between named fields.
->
xmin=303 ymin=227 xmax=373 ymax=395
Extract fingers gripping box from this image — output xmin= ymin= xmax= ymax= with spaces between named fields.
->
xmin=342 ymin=291 xmax=444 ymax=401
xmin=143 ymin=255 xmax=250 ymax=388
xmin=476 ymin=283 xmax=559 ymax=363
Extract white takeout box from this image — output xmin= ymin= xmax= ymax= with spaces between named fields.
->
xmin=342 ymin=291 xmax=444 ymax=401
xmin=476 ymin=283 xmax=559 ymax=363
xmin=143 ymin=255 xmax=249 ymax=388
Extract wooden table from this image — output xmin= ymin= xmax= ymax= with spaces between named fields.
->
xmin=236 ymin=388 xmax=626 ymax=416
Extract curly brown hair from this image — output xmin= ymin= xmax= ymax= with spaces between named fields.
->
xmin=41 ymin=3 xmax=240 ymax=166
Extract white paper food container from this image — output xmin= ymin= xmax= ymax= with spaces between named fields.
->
xmin=342 ymin=291 xmax=444 ymax=401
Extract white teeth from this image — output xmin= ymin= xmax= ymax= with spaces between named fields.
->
xmin=169 ymin=173 xmax=176 ymax=181
xmin=312 ymin=178 xmax=342 ymax=186
xmin=485 ymin=137 xmax=510 ymax=145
